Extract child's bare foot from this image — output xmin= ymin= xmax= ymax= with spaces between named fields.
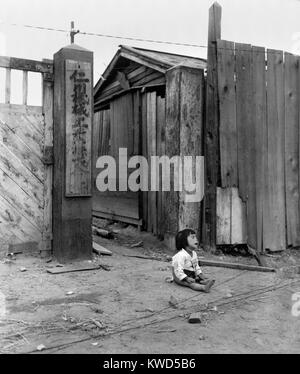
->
xmin=203 ymin=279 xmax=215 ymax=293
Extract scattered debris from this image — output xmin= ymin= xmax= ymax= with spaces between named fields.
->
xmin=156 ymin=329 xmax=177 ymax=333
xmin=3 ymin=259 xmax=15 ymax=265
xmin=169 ymin=295 xmax=180 ymax=309
xmin=165 ymin=276 xmax=173 ymax=283
xmin=210 ymin=306 xmax=218 ymax=312
xmin=158 ymin=266 xmax=168 ymax=271
xmin=99 ymin=264 xmax=112 ymax=271
xmin=91 ymin=307 xmax=103 ymax=314
xmin=93 ymin=242 xmax=112 ymax=256
xmin=7 ymin=251 xmax=21 ymax=257
xmin=199 ymin=335 xmax=206 ymax=341
xmin=19 ymin=267 xmax=27 ymax=272
xmin=130 ymin=241 xmax=143 ymax=248
xmin=188 ymin=312 xmax=202 ymax=324
xmin=90 ymin=319 xmax=105 ymax=329
xmin=135 ymin=308 xmax=154 ymax=313
xmin=92 ymin=227 xmax=114 ymax=239
xmin=36 ymin=344 xmax=46 ymax=351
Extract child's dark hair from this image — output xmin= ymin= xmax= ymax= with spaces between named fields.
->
xmin=175 ymin=228 xmax=196 ymax=251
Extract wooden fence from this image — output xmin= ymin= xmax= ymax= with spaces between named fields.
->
xmin=216 ymin=40 xmax=300 ymax=252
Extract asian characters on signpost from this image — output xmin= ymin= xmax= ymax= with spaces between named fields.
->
xmin=70 ymin=69 xmax=90 ymax=170
xmin=65 ymin=60 xmax=92 ymax=196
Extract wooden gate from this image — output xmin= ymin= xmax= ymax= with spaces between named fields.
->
xmin=0 ymin=56 xmax=53 ymax=253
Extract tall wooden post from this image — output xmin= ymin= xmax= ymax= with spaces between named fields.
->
xmin=53 ymin=44 xmax=93 ymax=262
xmin=203 ymin=2 xmax=222 ymax=252
xmin=164 ymin=65 xmax=205 ymax=249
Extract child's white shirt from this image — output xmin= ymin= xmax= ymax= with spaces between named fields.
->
xmin=172 ymin=249 xmax=202 ymax=281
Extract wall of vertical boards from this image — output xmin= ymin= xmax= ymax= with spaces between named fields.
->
xmin=216 ymin=40 xmax=300 ymax=252
xmin=93 ymin=88 xmax=166 ymax=236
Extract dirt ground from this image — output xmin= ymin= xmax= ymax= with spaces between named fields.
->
xmin=0 ymin=221 xmax=300 ymax=354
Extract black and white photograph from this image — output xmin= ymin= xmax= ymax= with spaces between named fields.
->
xmin=0 ymin=0 xmax=299 ymax=357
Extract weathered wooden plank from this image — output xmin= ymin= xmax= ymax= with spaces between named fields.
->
xmin=198 ymin=258 xmax=275 ymax=272
xmin=203 ymin=2 xmax=222 ymax=251
xmin=47 ymin=263 xmax=100 ymax=274
xmin=0 ymin=111 xmax=43 ymax=158
xmin=252 ymin=46 xmax=267 ymax=253
xmin=0 ymin=224 xmax=22 ymax=246
xmin=92 ymin=241 xmax=112 ymax=256
xmin=126 ymin=93 xmax=134 ymax=156
xmin=0 ymin=194 xmax=41 ymax=243
xmin=165 ymin=67 xmax=181 ymax=244
xmin=133 ymin=71 xmax=163 ymax=87
xmin=284 ymin=52 xmax=300 ymax=247
xmin=0 ymin=119 xmax=44 ymax=182
xmin=178 ymin=67 xmax=204 ymax=240
xmin=42 ymin=77 xmax=53 ymax=243
xmin=0 ymin=103 xmax=42 ymax=114
xmin=93 ymin=210 xmax=142 ymax=226
xmin=216 ymin=187 xmax=231 ymax=244
xmin=92 ymin=111 xmax=101 ymax=215
xmin=93 ymin=192 xmax=139 ymax=219
xmin=217 ymin=40 xmax=237 ymax=187
xmin=0 ymin=55 xmax=53 ymax=73
xmin=0 ymin=141 xmax=43 ymax=205
xmin=128 ymin=65 xmax=148 ymax=80
xmin=141 ymin=93 xmax=148 ymax=229
xmin=235 ymin=43 xmax=252 ymax=201
xmin=231 ymin=187 xmax=247 ymax=244
xmin=120 ymin=51 xmax=166 ymax=74
xmin=5 ymin=68 xmax=11 ymax=104
xmin=265 ymin=49 xmax=286 ymax=252
xmin=147 ymin=91 xmax=157 ymax=234
xmin=65 ymin=59 xmax=92 ymax=197
xmin=102 ymin=109 xmax=110 ymax=156
xmin=23 ymin=71 xmax=28 ymax=105
xmin=235 ymin=43 xmax=257 ymax=249
xmin=133 ymin=91 xmax=140 ymax=155
xmin=21 ymin=112 xmax=44 ymax=137
xmin=0 ymin=169 xmax=43 ymax=230
xmin=156 ymin=96 xmax=165 ymax=238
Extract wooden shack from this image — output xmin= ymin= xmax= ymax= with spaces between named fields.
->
xmin=93 ymin=45 xmax=206 ymax=239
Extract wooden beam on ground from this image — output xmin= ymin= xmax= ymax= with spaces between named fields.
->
xmin=203 ymin=2 xmax=222 ymax=252
xmin=198 ymin=258 xmax=276 ymax=272
xmin=47 ymin=263 xmax=101 ymax=274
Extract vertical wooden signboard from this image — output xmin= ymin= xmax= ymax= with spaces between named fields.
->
xmin=65 ymin=59 xmax=92 ymax=196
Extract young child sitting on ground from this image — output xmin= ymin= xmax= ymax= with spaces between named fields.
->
xmin=172 ymin=228 xmax=215 ymax=292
